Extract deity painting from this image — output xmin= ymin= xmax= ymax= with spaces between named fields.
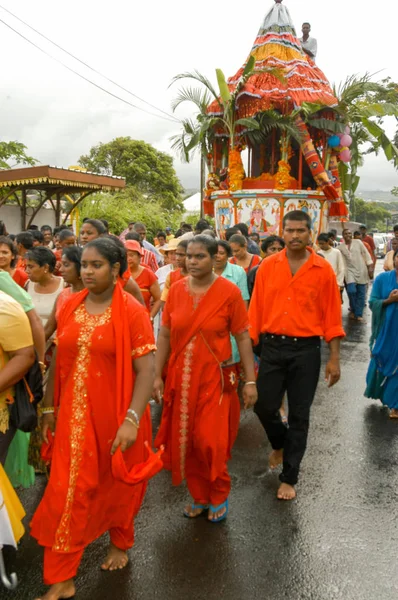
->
xmin=215 ymin=199 xmax=234 ymax=239
xmin=246 ymin=200 xmax=269 ymax=240
xmin=237 ymin=198 xmax=281 ymax=238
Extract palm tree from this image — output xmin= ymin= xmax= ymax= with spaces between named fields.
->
xmin=333 ymin=73 xmax=398 ymax=207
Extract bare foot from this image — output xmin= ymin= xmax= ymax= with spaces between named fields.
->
xmin=356 ymin=316 xmax=364 ymax=322
xmin=349 ymin=313 xmax=356 ymax=320
xmin=34 ymin=580 xmax=75 ymax=599
xmin=389 ymin=409 xmax=398 ymax=419
xmin=277 ymin=483 xmax=296 ymax=501
xmin=184 ymin=503 xmax=208 ymax=518
xmin=269 ymin=449 xmax=283 ymax=470
xmin=101 ymin=543 xmax=129 ymax=571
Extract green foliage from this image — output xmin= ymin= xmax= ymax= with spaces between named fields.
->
xmin=0 ymin=141 xmax=37 ymax=169
xmin=350 ymin=197 xmax=391 ymax=230
xmin=391 ymin=187 xmax=398 ymax=198
xmin=79 ymin=188 xmax=183 ymax=238
xmin=78 ymin=137 xmax=184 ymax=212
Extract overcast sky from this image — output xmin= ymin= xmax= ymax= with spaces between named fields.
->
xmin=0 ymin=0 xmax=397 ymax=193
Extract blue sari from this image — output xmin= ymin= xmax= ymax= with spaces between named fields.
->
xmin=365 ymin=270 xmax=398 ymax=408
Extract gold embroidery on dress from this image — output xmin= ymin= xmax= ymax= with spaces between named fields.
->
xmin=53 ymin=304 xmax=111 ymax=552
xmin=179 ymin=336 xmax=196 ymax=479
xmin=131 ymin=343 xmax=156 ymax=357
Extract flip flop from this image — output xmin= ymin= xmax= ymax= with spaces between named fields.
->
xmin=183 ymin=503 xmax=209 ymax=518
xmin=208 ymin=499 xmax=229 ymax=523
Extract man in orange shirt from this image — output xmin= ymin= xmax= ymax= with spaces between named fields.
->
xmin=249 ymin=211 xmax=345 ymax=501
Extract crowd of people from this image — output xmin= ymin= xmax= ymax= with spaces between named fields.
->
xmin=0 ymin=212 xmax=397 ymax=599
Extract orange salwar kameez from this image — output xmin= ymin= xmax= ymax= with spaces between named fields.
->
xmin=155 ymin=277 xmax=248 ymax=507
xmin=31 ymin=284 xmax=157 ymax=585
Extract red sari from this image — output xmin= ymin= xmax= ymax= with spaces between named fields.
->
xmin=31 ymin=284 xmax=159 ymax=584
xmin=155 ymin=276 xmax=248 ymax=507
xmin=134 ymin=267 xmax=158 ymax=312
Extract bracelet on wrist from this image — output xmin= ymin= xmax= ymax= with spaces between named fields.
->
xmin=124 ymin=416 xmax=139 ymax=429
xmin=127 ymin=408 xmax=140 ymax=426
xmin=244 ymin=381 xmax=256 ymax=386
xmin=40 ymin=407 xmax=55 ymax=415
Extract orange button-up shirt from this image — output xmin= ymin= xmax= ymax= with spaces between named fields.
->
xmin=249 ymin=248 xmax=345 ymax=344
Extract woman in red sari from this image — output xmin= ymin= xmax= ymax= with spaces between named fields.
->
xmin=31 ymin=238 xmax=160 ymax=600
xmin=154 ymin=236 xmax=257 ymax=523
xmin=125 ymin=240 xmax=161 ymax=319
xmin=229 ymin=233 xmax=261 ymax=273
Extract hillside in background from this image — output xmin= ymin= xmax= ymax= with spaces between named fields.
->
xmin=358 ymin=190 xmax=397 ymax=203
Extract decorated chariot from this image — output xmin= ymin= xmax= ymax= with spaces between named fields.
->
xmin=202 ymin=0 xmax=351 ymax=241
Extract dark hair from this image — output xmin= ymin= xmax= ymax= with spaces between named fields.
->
xmin=29 ymin=229 xmax=44 ymax=243
xmin=0 ymin=235 xmax=17 ymax=267
xmin=353 ymin=230 xmax=361 ymax=237
xmin=182 ymin=223 xmax=193 ymax=232
xmin=359 ymin=225 xmax=367 ymax=231
xmin=250 ymin=232 xmax=260 ymax=242
xmin=0 ymin=221 xmax=6 ymax=236
xmin=177 ymin=239 xmax=189 ymax=251
xmin=83 ymin=237 xmax=127 ymax=276
xmin=16 ymin=231 xmax=34 ymax=250
xmin=393 ymin=225 xmax=398 ymax=233
xmin=40 ymin=225 xmax=52 ymax=233
xmin=235 ymin=223 xmax=249 ymax=238
xmin=8 ymin=234 xmax=16 ymax=242
xmin=157 ymin=231 xmax=166 ymax=239
xmin=194 ymin=219 xmax=210 ymax=233
xmin=317 ymin=233 xmax=330 ymax=243
xmin=229 ymin=233 xmax=247 ymax=247
xmin=100 ymin=219 xmax=109 ymax=232
xmin=28 ymin=224 xmax=38 ymax=231
xmin=53 ymin=225 xmax=69 ymax=237
xmin=327 ymin=231 xmax=336 ymax=240
xmin=225 ymin=226 xmax=239 ymax=241
xmin=261 ymin=235 xmax=285 ymax=253
xmin=188 ymin=235 xmax=218 ymax=258
xmin=125 ymin=231 xmax=143 ymax=246
xmin=217 ymin=239 xmax=232 ymax=258
xmin=62 ymin=245 xmax=82 ymax=276
xmin=26 ymin=246 xmax=56 ymax=272
xmin=58 ymin=229 xmax=75 ymax=242
xmin=282 ymin=210 xmax=312 ymax=230
xmin=303 ymin=21 xmax=311 ymax=27
xmin=81 ymin=219 xmax=107 ymax=235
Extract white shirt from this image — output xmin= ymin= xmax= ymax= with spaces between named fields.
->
xmin=338 ymin=240 xmax=373 ymax=285
xmin=300 ymin=36 xmax=317 ymax=60
xmin=317 ymin=247 xmax=345 ymax=287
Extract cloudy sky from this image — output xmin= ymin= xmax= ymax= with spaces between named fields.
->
xmin=0 ymin=0 xmax=397 ymax=192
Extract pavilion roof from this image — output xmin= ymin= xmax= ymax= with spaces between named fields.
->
xmin=207 ymin=0 xmax=337 ymax=119
xmin=0 ymin=165 xmax=125 ymax=192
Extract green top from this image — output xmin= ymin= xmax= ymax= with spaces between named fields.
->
xmin=0 ymin=271 xmax=34 ymax=312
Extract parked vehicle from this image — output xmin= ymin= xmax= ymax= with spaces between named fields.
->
xmin=373 ymin=234 xmax=387 ymax=258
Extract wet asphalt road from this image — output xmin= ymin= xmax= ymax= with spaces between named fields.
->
xmin=4 ymin=261 xmax=398 ymax=600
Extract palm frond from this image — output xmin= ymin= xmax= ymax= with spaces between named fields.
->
xmin=170 ymin=70 xmax=220 ymax=104
xmin=170 ymin=87 xmax=212 ymax=113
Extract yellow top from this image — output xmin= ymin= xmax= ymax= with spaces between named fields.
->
xmin=0 ymin=291 xmax=33 ymax=432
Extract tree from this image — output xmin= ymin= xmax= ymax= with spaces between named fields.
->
xmin=78 ymin=138 xmax=184 ymax=212
xmin=79 ymin=188 xmax=183 ymax=237
xmin=350 ymin=197 xmax=391 ymax=230
xmin=334 ymin=74 xmax=398 ymax=208
xmin=0 ymin=141 xmax=37 ymax=169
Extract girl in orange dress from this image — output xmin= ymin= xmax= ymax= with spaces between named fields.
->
xmin=31 ymin=238 xmax=160 ymax=600
xmin=125 ymin=240 xmax=161 ymax=320
xmin=154 ymin=236 xmax=257 ymax=523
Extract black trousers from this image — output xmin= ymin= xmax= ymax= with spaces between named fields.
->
xmin=255 ymin=334 xmax=321 ymax=485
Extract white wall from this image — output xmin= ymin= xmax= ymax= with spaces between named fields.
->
xmin=0 ymin=205 xmax=56 ymax=233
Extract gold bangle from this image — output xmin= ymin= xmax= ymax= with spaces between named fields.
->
xmin=41 ymin=407 xmax=55 ymax=415
xmin=244 ymin=381 xmax=256 ymax=386
xmin=124 ymin=416 xmax=139 ymax=429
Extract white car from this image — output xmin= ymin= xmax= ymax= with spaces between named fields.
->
xmin=373 ymin=234 xmax=387 ymax=258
